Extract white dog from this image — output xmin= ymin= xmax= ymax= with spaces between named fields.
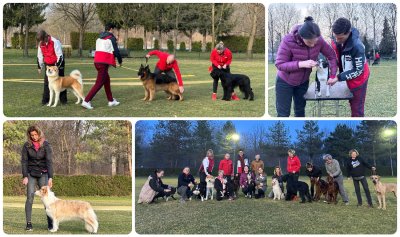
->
xmin=315 ymin=58 xmax=331 ymax=97
xmin=272 ymin=178 xmax=284 ymax=200
xmin=205 ymin=176 xmax=215 ymax=200
xmin=35 ymin=186 xmax=98 ymax=233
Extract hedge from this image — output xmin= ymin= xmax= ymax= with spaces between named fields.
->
xmin=179 ymin=42 xmax=186 ymax=51
xmin=167 ymin=40 xmax=174 ymax=51
xmin=4 ymin=175 xmax=132 ymax=196
xmin=127 ymin=38 xmax=143 ymax=50
xmin=70 ymin=32 xmax=99 ymax=50
xmin=11 ymin=32 xmax=36 ymax=49
xmin=218 ymin=35 xmax=265 ymax=53
xmin=191 ymin=41 xmax=202 ymax=52
xmin=135 ymin=166 xmax=396 ymax=177
xmin=154 ymin=39 xmax=160 ymax=50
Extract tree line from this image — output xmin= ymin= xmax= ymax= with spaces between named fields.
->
xmin=3 ymin=121 xmax=132 ymax=176
xmin=3 ymin=3 xmax=264 ymax=58
xmin=135 ymin=120 xmax=397 ymax=174
xmin=268 ymin=3 xmax=397 ymax=61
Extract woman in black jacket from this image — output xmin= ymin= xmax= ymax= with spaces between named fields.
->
xmin=21 ymin=125 xmax=53 ymax=231
xmin=149 ymin=169 xmax=173 ymax=202
xmin=214 ymin=170 xmax=234 ymax=201
xmin=346 ymin=149 xmax=376 ymax=207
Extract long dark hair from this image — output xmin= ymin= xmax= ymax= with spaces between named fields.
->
xmin=26 ymin=125 xmax=44 ymax=145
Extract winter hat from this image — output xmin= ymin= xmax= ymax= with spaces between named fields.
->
xmin=299 ymin=16 xmax=321 ymax=39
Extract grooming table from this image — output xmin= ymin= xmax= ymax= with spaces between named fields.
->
xmin=304 ymin=81 xmax=353 ymax=117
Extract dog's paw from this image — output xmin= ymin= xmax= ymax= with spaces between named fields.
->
xmin=49 ymin=229 xmax=57 ymax=233
xmin=47 ymin=103 xmax=51 ymax=107
xmin=51 ymin=105 xmax=57 ymax=107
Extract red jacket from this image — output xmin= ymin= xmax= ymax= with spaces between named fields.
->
xmin=38 ymin=36 xmax=62 ymax=66
xmin=210 ymin=48 xmax=232 ymax=67
xmin=148 ymin=50 xmax=183 ymax=86
xmin=287 ymin=156 xmax=301 ymax=173
xmin=219 ymin=159 xmax=234 ymax=176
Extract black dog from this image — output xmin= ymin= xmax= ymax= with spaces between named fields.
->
xmin=282 ymin=174 xmax=312 ymax=203
xmin=211 ymin=70 xmax=254 ymax=101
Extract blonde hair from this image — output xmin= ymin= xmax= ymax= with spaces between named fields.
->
xmin=215 ymin=41 xmax=225 ymax=50
xmin=349 ymin=149 xmax=359 ymax=157
xmin=288 ymin=149 xmax=296 ymax=155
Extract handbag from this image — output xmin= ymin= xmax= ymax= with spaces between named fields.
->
xmin=30 ymin=169 xmax=43 ymax=178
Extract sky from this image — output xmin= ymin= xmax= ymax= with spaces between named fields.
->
xmin=136 ymin=120 xmax=363 ymax=143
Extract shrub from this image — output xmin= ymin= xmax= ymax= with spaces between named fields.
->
xmin=70 ymin=32 xmax=99 ymax=50
xmin=179 ymin=42 xmax=186 ymax=51
xmin=206 ymin=42 xmax=212 ymax=52
xmin=154 ymin=39 xmax=160 ymax=50
xmin=127 ymin=38 xmax=144 ymax=51
xmin=3 ymin=175 xmax=132 ymax=196
xmin=11 ymin=32 xmax=36 ymax=49
xmin=167 ymin=40 xmax=174 ymax=52
xmin=217 ymin=35 xmax=265 ymax=53
xmin=191 ymin=41 xmax=202 ymax=52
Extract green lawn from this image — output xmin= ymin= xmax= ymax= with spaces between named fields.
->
xmin=3 ymin=49 xmax=265 ymax=117
xmin=267 ymin=60 xmax=397 ymax=117
xmin=3 ymin=195 xmax=132 ymax=234
xmin=135 ymin=176 xmax=397 ymax=234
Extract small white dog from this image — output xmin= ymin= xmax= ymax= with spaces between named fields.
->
xmin=205 ymin=176 xmax=215 ymax=200
xmin=272 ymin=178 xmax=284 ymax=200
xmin=35 ymin=186 xmax=98 ymax=233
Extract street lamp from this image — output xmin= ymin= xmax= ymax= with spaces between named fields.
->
xmin=383 ymin=129 xmax=395 ymax=177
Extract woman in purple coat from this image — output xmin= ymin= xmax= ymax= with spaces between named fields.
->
xmin=275 ymin=16 xmax=338 ymax=117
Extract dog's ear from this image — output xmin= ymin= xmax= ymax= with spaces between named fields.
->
xmin=377 ymin=175 xmax=381 ymax=180
xmin=41 ymin=186 xmax=48 ymax=195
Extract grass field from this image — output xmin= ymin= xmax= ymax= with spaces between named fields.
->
xmin=135 ymin=176 xmax=397 ymax=234
xmin=267 ymin=60 xmax=397 ymax=117
xmin=3 ymin=196 xmax=132 ymax=234
xmin=3 ymin=49 xmax=265 ymax=117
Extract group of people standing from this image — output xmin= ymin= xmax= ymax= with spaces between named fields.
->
xmin=139 ymin=148 xmax=377 ymax=208
xmin=275 ymin=16 xmax=370 ymax=117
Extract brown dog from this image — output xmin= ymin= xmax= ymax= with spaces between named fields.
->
xmin=137 ymin=64 xmax=183 ymax=101
xmin=314 ymin=178 xmax=328 ymax=201
xmin=370 ymin=175 xmax=397 ymax=210
xmin=326 ymin=176 xmax=339 ymax=204
xmin=46 ymin=66 xmax=85 ymax=107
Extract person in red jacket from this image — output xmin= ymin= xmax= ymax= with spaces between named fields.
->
xmin=37 ymin=30 xmax=67 ymax=105
xmin=145 ymin=50 xmax=184 ymax=94
xmin=286 ymin=149 xmax=301 ymax=201
xmin=209 ymin=41 xmax=239 ymax=101
xmin=82 ymin=23 xmax=122 ymax=110
xmin=219 ymin=153 xmax=234 ymax=182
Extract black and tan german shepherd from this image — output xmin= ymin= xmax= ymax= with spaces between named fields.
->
xmin=137 ymin=64 xmax=183 ymax=101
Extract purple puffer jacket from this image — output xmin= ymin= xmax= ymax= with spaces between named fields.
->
xmin=275 ymin=25 xmax=338 ymax=86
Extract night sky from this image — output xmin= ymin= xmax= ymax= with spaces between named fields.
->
xmin=136 ymin=120 xmax=365 ymax=142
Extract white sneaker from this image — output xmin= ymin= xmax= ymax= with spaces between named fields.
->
xmin=108 ymin=98 xmax=120 ymax=107
xmin=81 ymin=101 xmax=93 ymax=110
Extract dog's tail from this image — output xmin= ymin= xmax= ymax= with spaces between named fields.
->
xmin=70 ymin=70 xmax=83 ymax=85
xmin=85 ymin=207 xmax=98 ymax=233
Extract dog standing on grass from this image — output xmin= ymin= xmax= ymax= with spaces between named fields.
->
xmin=45 ymin=66 xmax=85 ymax=107
xmin=370 ymin=175 xmax=397 ymax=210
xmin=35 ymin=186 xmax=98 ymax=233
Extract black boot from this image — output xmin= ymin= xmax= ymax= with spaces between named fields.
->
xmin=47 ymin=215 xmax=53 ymax=230
xmin=25 ymin=222 xmax=33 ymax=231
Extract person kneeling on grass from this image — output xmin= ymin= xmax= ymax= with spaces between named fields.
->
xmin=145 ymin=50 xmax=184 ymax=94
xmin=148 ymin=169 xmax=174 ymax=203
xmin=240 ymin=165 xmax=255 ymax=198
xmin=215 ymin=170 xmax=234 ymax=201
xmin=177 ymin=167 xmax=195 ymax=204
xmin=268 ymin=166 xmax=284 ymax=198
xmin=255 ymin=167 xmax=267 ymax=199
xmin=82 ymin=22 xmax=122 ymax=110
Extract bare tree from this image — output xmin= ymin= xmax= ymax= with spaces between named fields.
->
xmin=362 ymin=4 xmax=385 ymax=55
xmin=268 ymin=5 xmax=275 ymax=63
xmin=387 ymin=3 xmax=397 ymax=53
xmin=52 ymin=3 xmax=97 ymax=57
xmin=322 ymin=4 xmax=340 ymax=36
xmin=246 ymin=3 xmax=264 ymax=58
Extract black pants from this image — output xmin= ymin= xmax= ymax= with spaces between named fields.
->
xmin=353 ymin=177 xmax=373 ymax=206
xmin=242 ymin=184 xmax=255 ymax=196
xmin=286 ymin=173 xmax=299 ymax=200
xmin=199 ymin=172 xmax=207 ymax=196
xmin=275 ymin=77 xmax=309 ymax=117
xmin=255 ymin=189 xmax=265 ymax=199
xmin=210 ymin=65 xmax=230 ymax=93
xmin=216 ymin=182 xmax=234 ymax=201
xmin=43 ymin=59 xmax=67 ymax=105
xmin=154 ymin=66 xmax=176 ymax=80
